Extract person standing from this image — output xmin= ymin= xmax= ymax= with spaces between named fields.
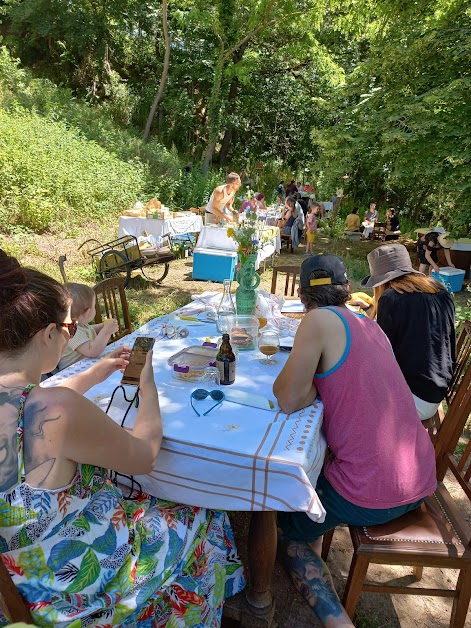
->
xmin=305 ymin=203 xmax=318 ymax=255
xmin=416 ymin=231 xmax=455 ymax=275
xmin=205 ymin=172 xmax=241 ymax=225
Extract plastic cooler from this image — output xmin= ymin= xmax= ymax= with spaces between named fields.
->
xmin=431 ymin=267 xmax=466 ymax=293
xmin=192 ymin=248 xmax=237 ymax=282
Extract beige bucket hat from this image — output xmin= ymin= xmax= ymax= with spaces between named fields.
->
xmin=361 ymin=244 xmax=423 ymax=288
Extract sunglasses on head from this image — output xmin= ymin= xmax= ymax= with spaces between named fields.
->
xmin=57 ymin=321 xmax=78 ymax=338
xmin=190 ymin=388 xmax=225 ymax=416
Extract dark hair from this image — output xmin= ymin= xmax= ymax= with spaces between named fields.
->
xmin=300 ymin=269 xmax=350 ymax=310
xmin=0 ymin=251 xmax=71 ymax=353
xmin=66 ymin=283 xmax=95 ymax=319
xmin=424 ymin=231 xmax=440 ymax=245
xmin=286 ymin=196 xmax=296 ymax=209
xmin=352 ymin=207 xmax=359 ymax=214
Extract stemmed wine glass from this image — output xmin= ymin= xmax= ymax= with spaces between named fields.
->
xmin=258 ymin=330 xmax=280 ymax=365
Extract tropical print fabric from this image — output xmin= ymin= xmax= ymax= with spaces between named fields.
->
xmin=0 ymin=385 xmax=245 ymax=626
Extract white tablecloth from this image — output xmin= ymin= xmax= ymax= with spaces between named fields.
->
xmin=118 ymin=215 xmax=203 ymax=238
xmin=195 ymin=226 xmax=281 ymax=271
xmin=44 ymin=307 xmax=326 ymax=520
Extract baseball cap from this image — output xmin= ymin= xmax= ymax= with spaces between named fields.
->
xmin=300 ymin=255 xmax=348 ymax=288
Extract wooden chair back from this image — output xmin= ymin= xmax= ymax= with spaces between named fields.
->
xmin=0 ymin=556 xmax=32 ymax=623
xmin=447 ymin=322 xmax=471 ymax=405
xmin=270 ymin=265 xmax=300 ymax=297
xmin=93 ymin=277 xmax=132 ymax=343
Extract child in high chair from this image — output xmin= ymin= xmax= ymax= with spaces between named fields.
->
xmin=57 ymin=283 xmax=119 ymax=371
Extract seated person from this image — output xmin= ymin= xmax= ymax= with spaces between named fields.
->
xmin=417 ymin=231 xmax=455 ymax=275
xmin=274 ymin=254 xmax=436 ymax=628
xmin=361 ymin=202 xmax=378 ymax=239
xmin=57 ymin=282 xmax=118 ymax=371
xmin=0 ymin=251 xmax=245 ymax=627
xmin=344 ymin=207 xmax=360 ymax=231
xmin=255 ymin=192 xmax=267 ymax=210
xmin=359 ymin=244 xmax=455 ymax=421
xmin=277 ymin=196 xmax=297 ymax=231
xmin=386 ymin=207 xmax=400 ymax=232
xmin=294 ymin=193 xmax=309 ymax=218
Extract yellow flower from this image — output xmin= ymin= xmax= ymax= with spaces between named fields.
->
xmin=227 ymin=227 xmax=235 ymax=238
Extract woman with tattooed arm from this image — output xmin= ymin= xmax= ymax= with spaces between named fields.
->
xmin=0 ymin=251 xmax=244 ymax=627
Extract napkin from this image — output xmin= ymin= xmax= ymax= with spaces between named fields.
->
xmin=170 ymin=313 xmax=205 ymax=326
xmin=224 ymin=389 xmax=277 ymax=412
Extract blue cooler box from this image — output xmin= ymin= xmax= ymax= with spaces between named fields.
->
xmin=431 ymin=267 xmax=466 ymax=293
xmin=192 ymin=248 xmax=237 ymax=282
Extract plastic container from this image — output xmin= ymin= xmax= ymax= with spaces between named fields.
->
xmin=431 ymin=267 xmax=466 ymax=293
xmin=226 ymin=315 xmax=259 ymax=351
xmin=168 ymin=346 xmax=218 ymax=381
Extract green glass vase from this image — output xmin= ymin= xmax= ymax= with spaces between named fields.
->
xmin=235 ymin=253 xmax=260 ymax=316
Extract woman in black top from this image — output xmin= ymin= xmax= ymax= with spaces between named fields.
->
xmin=359 ymin=244 xmax=455 ymax=420
xmin=416 ymin=231 xmax=454 ymax=274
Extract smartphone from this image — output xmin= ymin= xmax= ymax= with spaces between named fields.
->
xmin=121 ymin=337 xmax=155 ymax=386
xmin=279 ymin=345 xmax=293 ymax=352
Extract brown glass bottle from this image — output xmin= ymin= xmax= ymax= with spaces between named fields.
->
xmin=216 ymin=333 xmax=236 ymax=385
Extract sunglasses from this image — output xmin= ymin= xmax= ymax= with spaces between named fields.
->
xmin=57 ymin=321 xmax=78 ymax=338
xmin=190 ymin=388 xmax=225 ymax=416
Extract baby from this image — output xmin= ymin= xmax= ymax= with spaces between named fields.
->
xmin=57 ymin=283 xmax=119 ymax=371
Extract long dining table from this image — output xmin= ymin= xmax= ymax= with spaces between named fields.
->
xmin=43 ymin=302 xmax=326 ymax=622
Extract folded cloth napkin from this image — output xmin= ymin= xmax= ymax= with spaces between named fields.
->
xmin=224 ymin=389 xmax=277 ymax=412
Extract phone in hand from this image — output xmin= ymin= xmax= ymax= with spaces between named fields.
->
xmin=121 ymin=337 xmax=155 ymax=386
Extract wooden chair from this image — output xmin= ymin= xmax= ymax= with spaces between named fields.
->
xmin=93 ymin=277 xmax=132 ymax=343
xmin=0 ymin=556 xmax=32 ymax=623
xmin=280 ymin=233 xmax=294 ymax=253
xmin=58 ymin=254 xmax=68 ymax=283
xmin=322 ymin=335 xmax=471 ymax=627
xmin=270 ymin=265 xmax=300 ymax=297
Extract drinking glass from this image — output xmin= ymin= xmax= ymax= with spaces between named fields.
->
xmin=258 ymin=330 xmax=280 ymax=365
xmin=201 ymin=366 xmax=221 ymax=386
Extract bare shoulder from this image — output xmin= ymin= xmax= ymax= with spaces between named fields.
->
xmin=300 ymin=307 xmax=347 ymax=335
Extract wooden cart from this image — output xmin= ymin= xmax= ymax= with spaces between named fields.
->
xmin=79 ymin=235 xmax=175 ymax=287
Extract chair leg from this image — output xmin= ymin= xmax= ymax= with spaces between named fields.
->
xmin=321 ymin=528 xmax=335 ymax=561
xmin=342 ymin=553 xmax=370 ymax=619
xmin=413 ymin=565 xmax=423 ymax=581
xmin=450 ymin=566 xmax=471 ymax=628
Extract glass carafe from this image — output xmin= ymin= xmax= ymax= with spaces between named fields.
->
xmin=216 ymin=279 xmax=236 ymax=333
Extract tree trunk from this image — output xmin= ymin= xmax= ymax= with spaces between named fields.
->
xmin=143 ymin=0 xmax=170 ymax=142
xmin=202 ymin=54 xmax=224 ymax=175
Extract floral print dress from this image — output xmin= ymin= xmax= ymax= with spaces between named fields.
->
xmin=0 ymin=385 xmax=245 ymax=627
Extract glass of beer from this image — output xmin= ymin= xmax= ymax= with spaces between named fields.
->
xmin=258 ymin=330 xmax=280 ymax=365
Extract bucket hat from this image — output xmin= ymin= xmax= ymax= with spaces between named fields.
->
xmin=361 ymin=244 xmax=422 ymax=288
xmin=437 ymin=233 xmax=454 ymax=249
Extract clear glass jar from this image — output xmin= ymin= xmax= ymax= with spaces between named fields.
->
xmin=216 ymin=279 xmax=236 ymax=333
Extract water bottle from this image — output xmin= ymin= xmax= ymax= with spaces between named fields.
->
xmin=216 ymin=279 xmax=236 ymax=333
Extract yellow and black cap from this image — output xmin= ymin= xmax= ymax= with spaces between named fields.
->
xmin=300 ymin=255 xmax=348 ymax=288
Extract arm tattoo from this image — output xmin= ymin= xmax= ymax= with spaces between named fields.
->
xmin=23 ymin=401 xmax=60 ymax=488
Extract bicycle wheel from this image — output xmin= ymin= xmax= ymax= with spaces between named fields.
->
xmin=99 ymin=250 xmax=132 ymax=286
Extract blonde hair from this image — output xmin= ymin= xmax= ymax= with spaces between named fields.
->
xmin=226 ymin=172 xmax=241 ymax=184
xmin=66 ymin=283 xmax=95 ymax=319
xmin=371 ymin=273 xmax=444 ymax=317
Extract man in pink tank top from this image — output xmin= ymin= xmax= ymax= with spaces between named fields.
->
xmin=273 ymin=255 xmax=436 ymax=628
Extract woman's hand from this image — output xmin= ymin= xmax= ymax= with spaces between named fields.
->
xmin=139 ymin=350 xmax=158 ymax=397
xmin=96 ymin=346 xmax=131 ymax=380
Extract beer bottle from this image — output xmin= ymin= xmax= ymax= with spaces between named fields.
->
xmin=216 ymin=333 xmax=236 ymax=385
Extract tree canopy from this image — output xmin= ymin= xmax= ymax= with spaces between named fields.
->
xmin=0 ymin=0 xmax=470 ymax=232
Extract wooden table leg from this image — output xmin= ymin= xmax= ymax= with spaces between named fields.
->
xmin=246 ymin=511 xmax=277 ymax=610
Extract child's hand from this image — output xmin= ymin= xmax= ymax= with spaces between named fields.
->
xmin=103 ymin=318 xmax=119 ymax=334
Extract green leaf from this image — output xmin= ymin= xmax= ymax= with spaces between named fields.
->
xmin=65 ymin=548 xmax=100 ymax=593
xmin=17 ymin=546 xmax=54 ymax=585
xmin=0 ymin=499 xmax=31 ymax=527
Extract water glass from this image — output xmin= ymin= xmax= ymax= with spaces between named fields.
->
xmin=201 ymin=366 xmax=221 ymax=386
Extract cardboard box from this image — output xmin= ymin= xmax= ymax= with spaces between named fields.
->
xmin=192 ymin=249 xmax=237 ymax=282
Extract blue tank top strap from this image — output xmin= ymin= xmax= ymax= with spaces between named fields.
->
xmin=315 ymin=307 xmax=351 ymax=379
xmin=17 ymin=384 xmax=36 ymax=482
